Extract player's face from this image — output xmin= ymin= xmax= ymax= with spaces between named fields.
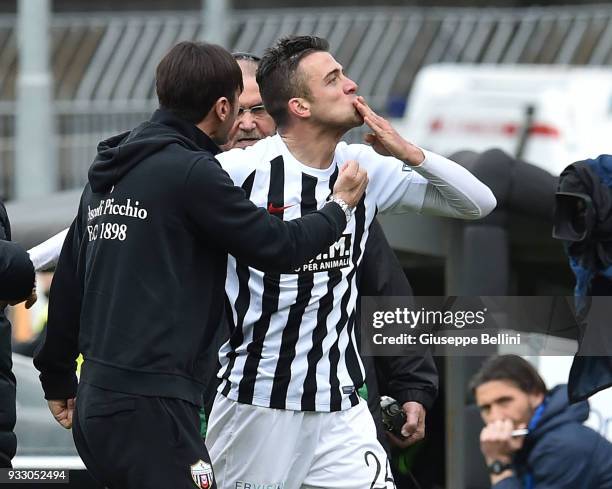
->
xmin=476 ymin=380 xmax=543 ymax=427
xmin=298 ymin=51 xmax=362 ymax=130
xmin=225 ymin=75 xmax=276 ymax=149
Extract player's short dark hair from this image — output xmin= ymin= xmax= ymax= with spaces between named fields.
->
xmin=156 ymin=41 xmax=243 ymax=124
xmin=256 ymin=36 xmax=329 ymax=129
xmin=469 ymin=355 xmax=547 ymax=397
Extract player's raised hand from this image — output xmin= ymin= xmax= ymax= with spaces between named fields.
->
xmin=332 ymin=160 xmax=368 ymax=208
xmin=353 ymin=96 xmax=425 ymax=167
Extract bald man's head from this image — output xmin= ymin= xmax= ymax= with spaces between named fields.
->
xmin=237 ymin=58 xmax=258 ymax=77
xmin=223 ymin=56 xmax=277 ymax=150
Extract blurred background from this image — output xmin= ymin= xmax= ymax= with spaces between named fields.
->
xmin=2 ymin=0 xmax=611 ymax=488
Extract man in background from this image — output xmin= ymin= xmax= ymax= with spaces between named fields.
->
xmin=471 ymin=354 xmax=612 ymax=488
xmin=0 ymin=200 xmax=36 ymax=467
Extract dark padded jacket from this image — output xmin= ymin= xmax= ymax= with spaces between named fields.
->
xmin=495 ymin=385 xmax=612 ymax=489
xmin=357 ymin=219 xmax=438 ymax=454
xmin=0 ymin=201 xmax=35 ymax=467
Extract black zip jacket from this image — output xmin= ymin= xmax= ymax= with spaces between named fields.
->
xmin=34 ymin=109 xmax=346 ymax=405
xmin=357 ymin=219 xmax=438 ymax=454
xmin=358 ymin=220 xmax=438 ymax=411
xmin=1 ymin=201 xmax=34 ymax=468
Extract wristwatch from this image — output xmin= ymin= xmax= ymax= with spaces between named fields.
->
xmin=328 ymin=195 xmax=354 ymax=223
xmin=488 ymin=460 xmax=513 ymax=475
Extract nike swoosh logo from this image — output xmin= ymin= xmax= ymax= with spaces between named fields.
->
xmin=268 ymin=203 xmax=295 ymax=214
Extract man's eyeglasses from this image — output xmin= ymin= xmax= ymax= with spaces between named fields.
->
xmin=237 ymin=104 xmax=268 ymax=119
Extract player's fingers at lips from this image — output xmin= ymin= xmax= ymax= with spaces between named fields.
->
xmin=358 ymin=96 xmax=379 ymax=117
xmin=353 ymin=98 xmax=366 ymax=113
xmin=356 ymin=96 xmax=369 ymax=108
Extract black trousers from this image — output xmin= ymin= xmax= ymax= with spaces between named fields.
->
xmin=73 ymin=382 xmax=216 ymax=489
xmin=0 ymin=314 xmax=16 ymax=469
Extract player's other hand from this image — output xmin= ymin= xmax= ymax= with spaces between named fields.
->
xmin=332 ymin=159 xmax=368 ymax=208
xmin=47 ymin=398 xmax=75 ymax=429
xmin=353 ymin=96 xmax=424 ymax=167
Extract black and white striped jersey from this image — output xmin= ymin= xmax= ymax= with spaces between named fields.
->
xmin=215 ymin=134 xmax=495 ymax=412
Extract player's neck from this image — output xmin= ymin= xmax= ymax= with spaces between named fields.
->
xmin=280 ymin=125 xmax=343 ymax=170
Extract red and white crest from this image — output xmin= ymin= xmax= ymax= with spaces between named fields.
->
xmin=190 ymin=459 xmax=214 ymax=489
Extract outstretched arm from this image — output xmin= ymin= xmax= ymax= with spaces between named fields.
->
xmin=353 ymin=96 xmax=497 ymax=219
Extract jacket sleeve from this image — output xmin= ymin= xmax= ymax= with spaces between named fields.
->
xmin=183 ymin=156 xmax=347 ymax=273
xmin=360 ymin=219 xmax=439 ymax=410
xmin=520 ymin=428 xmax=603 ymax=489
xmin=33 ymin=217 xmax=83 ymax=400
xmin=0 ymin=240 xmax=35 ymax=301
xmin=492 ymin=476 xmax=522 ymax=489
xmin=492 ymin=456 xmax=596 ymax=489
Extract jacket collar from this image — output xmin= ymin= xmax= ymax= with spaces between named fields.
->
xmin=150 ymin=108 xmax=221 ymax=155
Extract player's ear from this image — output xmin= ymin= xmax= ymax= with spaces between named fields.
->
xmin=214 ymin=97 xmax=231 ymax=122
xmin=287 ymin=97 xmax=310 ymax=120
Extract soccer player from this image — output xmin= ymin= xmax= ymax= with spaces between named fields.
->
xmin=202 ymin=53 xmax=438 ymax=457
xmin=206 ymin=36 xmax=496 ymax=489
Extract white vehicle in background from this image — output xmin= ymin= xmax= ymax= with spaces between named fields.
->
xmin=399 ymin=63 xmax=612 ymax=176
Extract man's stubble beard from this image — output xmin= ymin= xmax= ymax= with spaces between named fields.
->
xmin=233 ymin=129 xmax=267 ymax=148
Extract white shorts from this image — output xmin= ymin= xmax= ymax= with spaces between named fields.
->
xmin=206 ymin=393 xmax=395 ymax=489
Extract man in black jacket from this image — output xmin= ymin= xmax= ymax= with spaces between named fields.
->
xmin=0 ymin=200 xmax=36 ymax=468
xmin=34 ymin=42 xmax=367 ymax=489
